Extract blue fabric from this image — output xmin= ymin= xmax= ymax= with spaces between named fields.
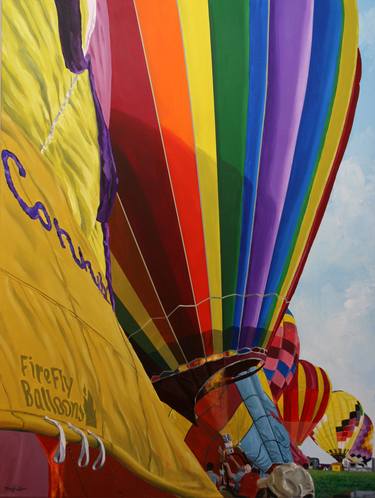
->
xmin=278 ymin=361 xmax=289 ymax=377
xmin=236 ymin=375 xmax=292 ymax=472
xmin=257 ymin=0 xmax=344 ymax=330
xmin=232 ymin=0 xmax=269 ymax=347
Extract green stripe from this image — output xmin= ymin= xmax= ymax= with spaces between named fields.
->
xmin=208 ymin=0 xmax=249 ymax=348
xmin=114 ymin=295 xmax=169 ymax=371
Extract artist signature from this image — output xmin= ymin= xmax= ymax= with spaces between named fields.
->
xmin=4 ymin=486 xmax=27 ymax=493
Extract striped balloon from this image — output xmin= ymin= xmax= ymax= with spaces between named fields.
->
xmin=349 ymin=414 xmax=374 ymax=465
xmin=263 ymin=310 xmax=300 ymax=401
xmin=277 ymin=360 xmax=331 ymax=446
xmin=107 ymin=1 xmax=360 ymax=415
xmin=312 ymin=391 xmax=364 ymax=462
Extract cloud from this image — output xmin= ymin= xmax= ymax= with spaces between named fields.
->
xmin=359 ymin=7 xmax=375 ymax=53
xmin=291 ymin=154 xmax=375 ymax=460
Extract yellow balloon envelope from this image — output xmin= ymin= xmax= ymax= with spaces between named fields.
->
xmin=312 ymin=391 xmax=364 ymax=462
xmin=0 ymin=1 xmax=219 ymax=496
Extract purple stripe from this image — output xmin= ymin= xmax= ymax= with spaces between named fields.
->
xmin=88 ymin=0 xmax=112 ymax=126
xmin=88 ymin=60 xmax=118 ymax=222
xmin=54 ymin=0 xmax=88 ymax=73
xmin=54 ymin=0 xmax=118 ymax=223
xmin=102 ymin=221 xmax=115 ymax=309
xmin=240 ymin=0 xmax=313 ymax=347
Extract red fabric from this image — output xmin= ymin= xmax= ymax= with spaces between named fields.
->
xmin=239 ymin=473 xmax=259 ymax=498
xmin=278 ymin=360 xmax=331 ymax=446
xmin=196 ymin=383 xmax=243 ymax=431
xmin=0 ymin=431 xmax=49 ymax=498
xmin=39 ymin=440 xmax=176 ymax=498
xmin=37 ymin=435 xmax=64 ymax=498
xmin=290 ymin=441 xmax=309 ymax=467
xmin=108 ymin=0 xmax=204 ymax=361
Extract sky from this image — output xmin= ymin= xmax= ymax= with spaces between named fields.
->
xmin=298 ymin=0 xmax=375 ymax=462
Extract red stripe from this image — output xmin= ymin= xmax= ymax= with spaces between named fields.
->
xmin=108 ymin=0 xmax=204 ymax=361
xmin=297 ymin=360 xmax=319 ymax=445
xmin=280 ymin=367 xmax=300 ymax=445
xmin=312 ymin=367 xmax=331 ymax=427
xmin=195 ymin=384 xmax=243 ymax=432
xmin=110 ymin=198 xmax=185 ymax=365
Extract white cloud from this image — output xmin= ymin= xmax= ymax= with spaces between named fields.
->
xmin=359 ymin=7 xmax=375 ymax=53
xmin=291 ymin=154 xmax=375 ymax=461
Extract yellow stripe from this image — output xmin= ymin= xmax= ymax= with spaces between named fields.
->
xmin=258 ymin=370 xmax=273 ymax=399
xmin=177 ymin=0 xmax=223 ymax=351
xmin=312 ymin=368 xmax=325 ymax=421
xmin=269 ymin=0 xmax=359 ymax=331
xmin=221 ymin=403 xmax=252 ymax=446
xmin=277 ymin=396 xmax=284 ymax=419
xmin=283 ymin=313 xmax=296 ymax=325
xmin=111 ymin=256 xmax=178 ymax=370
xmin=298 ymin=364 xmax=306 ymax=420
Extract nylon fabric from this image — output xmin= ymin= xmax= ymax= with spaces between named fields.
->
xmin=177 ymin=0 xmax=223 ymax=353
xmin=269 ymin=0 xmax=359 ymax=332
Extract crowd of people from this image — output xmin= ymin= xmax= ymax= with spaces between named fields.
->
xmin=205 ymin=445 xmax=315 ymax=498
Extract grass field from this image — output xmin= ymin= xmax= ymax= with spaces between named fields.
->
xmin=310 ymin=470 xmax=375 ymax=497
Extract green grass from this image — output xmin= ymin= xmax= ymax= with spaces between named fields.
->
xmin=310 ymin=470 xmax=375 ymax=497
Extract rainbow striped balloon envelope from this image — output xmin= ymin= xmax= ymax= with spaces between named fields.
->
xmin=277 ymin=359 xmax=331 ymax=447
xmin=349 ymin=414 xmax=374 ymax=465
xmin=106 ymin=1 xmax=360 ymax=416
xmin=312 ymin=391 xmax=364 ymax=462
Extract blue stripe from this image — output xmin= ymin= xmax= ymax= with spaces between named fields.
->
xmin=257 ymin=0 xmax=344 ymax=331
xmin=232 ymin=0 xmax=269 ymax=348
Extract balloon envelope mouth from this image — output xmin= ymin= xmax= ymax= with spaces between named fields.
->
xmin=195 ymin=357 xmax=264 ymax=406
xmin=152 ymin=349 xmax=266 ymax=422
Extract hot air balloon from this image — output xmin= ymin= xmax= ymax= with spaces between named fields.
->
xmin=349 ymin=414 xmax=374 ymax=465
xmin=263 ymin=310 xmax=300 ymax=402
xmin=167 ymin=370 xmax=292 ymax=474
xmin=107 ymin=1 xmax=361 ymax=420
xmin=277 ymin=360 xmax=331 ymax=447
xmin=1 ymin=1 xmax=219 ymax=496
xmin=312 ymin=391 xmax=364 ymax=462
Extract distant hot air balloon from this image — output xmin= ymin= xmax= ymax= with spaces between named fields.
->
xmin=349 ymin=414 xmax=374 ymax=465
xmin=107 ymin=0 xmax=360 ymax=420
xmin=263 ymin=310 xmax=300 ymax=401
xmin=277 ymin=360 xmax=331 ymax=447
xmin=312 ymin=391 xmax=364 ymax=462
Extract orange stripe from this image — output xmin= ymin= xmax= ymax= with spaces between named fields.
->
xmin=134 ymin=0 xmax=213 ymax=354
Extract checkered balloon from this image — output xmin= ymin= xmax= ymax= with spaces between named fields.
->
xmin=263 ymin=309 xmax=300 ymax=401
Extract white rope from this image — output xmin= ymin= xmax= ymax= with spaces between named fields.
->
xmin=44 ymin=416 xmax=67 ymax=464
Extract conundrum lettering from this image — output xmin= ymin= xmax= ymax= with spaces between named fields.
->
xmin=1 ymin=149 xmax=110 ymax=303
